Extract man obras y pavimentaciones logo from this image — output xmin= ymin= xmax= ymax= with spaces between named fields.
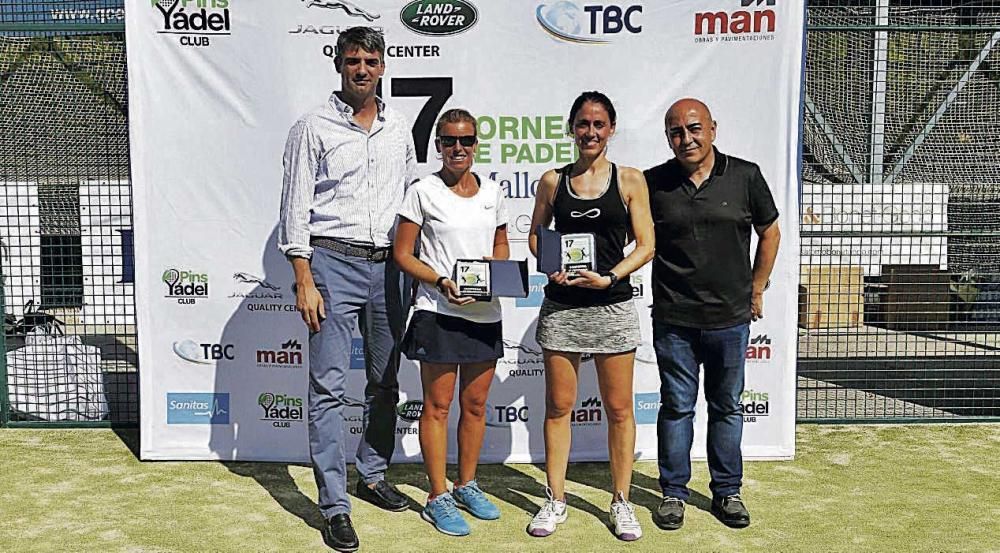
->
xmin=152 ymin=0 xmax=232 ymax=47
xmin=400 ymin=0 xmax=478 ymax=36
xmin=162 ymin=268 xmax=209 ymax=304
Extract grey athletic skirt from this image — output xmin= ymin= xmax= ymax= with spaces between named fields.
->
xmin=535 ymin=298 xmax=641 ymax=354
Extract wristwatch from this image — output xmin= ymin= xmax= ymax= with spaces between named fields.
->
xmin=600 ymin=270 xmax=619 ymax=287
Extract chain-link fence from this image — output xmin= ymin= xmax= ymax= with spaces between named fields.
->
xmin=800 ymin=0 xmax=1000 ymax=421
xmin=2 ymin=1 xmax=999 ymax=426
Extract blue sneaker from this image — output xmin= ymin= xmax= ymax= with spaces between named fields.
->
xmin=454 ymin=480 xmax=501 ymax=520
xmin=422 ymin=492 xmax=470 ymax=536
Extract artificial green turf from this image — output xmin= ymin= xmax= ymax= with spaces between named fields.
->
xmin=0 ymin=425 xmax=997 ymax=552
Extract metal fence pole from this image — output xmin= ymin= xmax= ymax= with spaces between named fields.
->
xmin=0 ymin=258 xmax=9 ymax=427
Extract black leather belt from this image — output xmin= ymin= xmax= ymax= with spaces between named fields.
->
xmin=311 ymin=237 xmax=391 ymax=262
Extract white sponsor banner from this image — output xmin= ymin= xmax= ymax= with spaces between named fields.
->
xmin=128 ymin=0 xmax=803 ymax=462
xmin=80 ymin=180 xmax=136 ymax=326
xmin=801 ymin=182 xmax=949 ymax=276
xmin=1 ymin=182 xmax=40 ymax=318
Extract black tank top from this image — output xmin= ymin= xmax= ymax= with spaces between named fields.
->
xmin=544 ymin=163 xmax=633 ymax=306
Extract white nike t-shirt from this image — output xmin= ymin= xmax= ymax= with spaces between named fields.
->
xmin=398 ymin=172 xmax=509 ymax=323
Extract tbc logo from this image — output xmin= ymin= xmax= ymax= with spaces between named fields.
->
xmin=173 ymin=339 xmax=234 ymax=364
xmin=400 ymin=0 xmax=478 ymax=36
xmin=487 ymin=403 xmax=529 ymax=427
xmin=162 ymin=268 xmax=208 ymax=304
xmin=167 ymin=393 xmax=229 ymax=424
xmin=517 ymin=274 xmax=548 ymax=307
xmin=695 ymin=0 xmax=777 ymax=36
xmin=634 ymin=392 xmax=661 ymax=425
xmin=258 ymin=392 xmax=304 ymax=428
xmin=256 ymin=340 xmax=303 ymax=368
xmin=746 ymin=334 xmax=772 ymax=362
xmin=536 ymin=1 xmax=642 ymax=44
xmin=302 ymin=0 xmax=380 ymax=21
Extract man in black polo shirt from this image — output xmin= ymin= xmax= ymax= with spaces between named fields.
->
xmin=644 ymin=98 xmax=780 ymax=531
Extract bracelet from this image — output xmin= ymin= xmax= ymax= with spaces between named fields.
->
xmin=435 ymin=276 xmax=447 ymax=290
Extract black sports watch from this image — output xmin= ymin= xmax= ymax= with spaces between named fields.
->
xmin=600 ymin=270 xmax=619 ymax=287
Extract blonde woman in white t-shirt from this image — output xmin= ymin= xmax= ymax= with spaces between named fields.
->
xmin=393 ymin=108 xmax=510 ymax=537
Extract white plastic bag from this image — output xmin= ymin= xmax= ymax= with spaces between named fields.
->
xmin=5 ymin=329 xmax=108 ymax=421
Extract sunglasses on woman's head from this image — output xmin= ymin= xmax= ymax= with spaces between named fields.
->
xmin=437 ymin=135 xmax=478 ymax=147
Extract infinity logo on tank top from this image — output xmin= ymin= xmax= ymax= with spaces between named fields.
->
xmin=570 ymin=208 xmax=601 ymax=218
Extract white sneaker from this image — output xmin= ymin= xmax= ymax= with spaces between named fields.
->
xmin=527 ymin=487 xmax=568 ymax=537
xmin=609 ymin=491 xmax=642 ymax=541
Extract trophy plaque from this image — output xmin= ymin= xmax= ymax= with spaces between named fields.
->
xmin=453 ymin=259 xmax=491 ymax=300
xmin=561 ymin=233 xmax=595 ymax=276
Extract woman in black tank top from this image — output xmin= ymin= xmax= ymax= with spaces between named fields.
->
xmin=526 ymin=92 xmax=655 ymax=540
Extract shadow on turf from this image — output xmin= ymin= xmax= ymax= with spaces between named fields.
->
xmin=113 ymin=426 xmax=141 ymax=459
xmin=223 ymin=463 xmax=327 ymax=532
xmin=627 ymin=469 xmax=713 ymax=513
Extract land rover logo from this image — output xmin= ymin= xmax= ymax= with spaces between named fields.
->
xmin=400 ymin=0 xmax=478 ymax=36
xmin=397 ymin=399 xmax=424 ymax=421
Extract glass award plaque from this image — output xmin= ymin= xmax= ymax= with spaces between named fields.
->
xmin=561 ymin=233 xmax=595 ymax=276
xmin=453 ymin=259 xmax=491 ymax=299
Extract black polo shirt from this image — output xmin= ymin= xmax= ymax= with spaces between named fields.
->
xmin=644 ymin=149 xmax=779 ymax=329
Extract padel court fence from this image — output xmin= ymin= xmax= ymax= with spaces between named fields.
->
xmin=1 ymin=1 xmax=999 ymax=427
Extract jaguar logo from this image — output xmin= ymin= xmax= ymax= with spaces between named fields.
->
xmin=303 ymin=0 xmax=380 ymax=21
xmin=233 ymin=272 xmax=280 ymax=291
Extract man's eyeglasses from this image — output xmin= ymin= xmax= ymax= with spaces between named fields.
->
xmin=437 ymin=135 xmax=478 ymax=147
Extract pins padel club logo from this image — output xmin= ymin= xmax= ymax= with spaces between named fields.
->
xmin=258 ymin=392 xmax=304 ymax=428
xmin=151 ymin=0 xmax=232 ymax=47
xmin=741 ymin=389 xmax=770 ymax=423
xmin=162 ymin=268 xmax=209 ymax=304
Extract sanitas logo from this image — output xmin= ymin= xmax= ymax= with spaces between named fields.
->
xmin=151 ymin=0 xmax=231 ymax=47
xmin=740 ymin=389 xmax=770 ymax=422
xmin=536 ymin=2 xmax=642 ymax=44
xmin=571 ymin=396 xmax=602 ymax=425
xmin=162 ymin=268 xmax=208 ymax=304
xmin=258 ymin=392 xmax=304 ymax=428
xmin=746 ymin=334 xmax=772 ymax=362
xmin=173 ymin=339 xmax=234 ymax=364
xmin=167 ymin=392 xmax=229 ymax=424
xmin=694 ymin=0 xmax=776 ymax=42
xmin=517 ymin=274 xmax=548 ymax=307
xmin=400 ymin=0 xmax=478 ymax=36
xmin=256 ymin=339 xmax=303 ymax=368
xmin=634 ymin=392 xmax=661 ymax=425
xmin=350 ymin=337 xmax=365 ymax=369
